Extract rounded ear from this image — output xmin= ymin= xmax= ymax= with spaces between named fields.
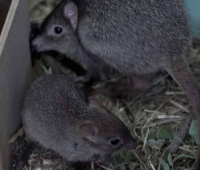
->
xmin=63 ymin=1 xmax=78 ymax=30
xmin=78 ymin=121 xmax=99 ymax=141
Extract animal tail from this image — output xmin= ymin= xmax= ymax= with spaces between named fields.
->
xmin=164 ymin=56 xmax=200 ymax=169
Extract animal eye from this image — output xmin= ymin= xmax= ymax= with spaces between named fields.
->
xmin=110 ymin=139 xmax=120 ymax=146
xmin=54 ymin=27 xmax=63 ymax=34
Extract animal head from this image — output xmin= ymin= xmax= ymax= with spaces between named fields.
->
xmin=32 ymin=1 xmax=79 ymax=55
xmin=77 ymin=97 xmax=137 ymax=154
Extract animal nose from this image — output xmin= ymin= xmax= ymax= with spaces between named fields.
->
xmin=31 ymin=38 xmax=41 ymax=52
xmin=125 ymin=138 xmax=137 ymax=149
xmin=32 ymin=43 xmax=38 ymax=51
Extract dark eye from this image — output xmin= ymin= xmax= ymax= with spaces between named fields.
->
xmin=54 ymin=27 xmax=63 ymax=34
xmin=110 ymin=139 xmax=120 ymax=146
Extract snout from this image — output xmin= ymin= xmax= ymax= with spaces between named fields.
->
xmin=125 ymin=138 xmax=137 ymax=150
xmin=30 ymin=23 xmax=43 ymax=53
xmin=32 ymin=42 xmax=39 ymax=51
xmin=31 ymin=39 xmax=41 ymax=52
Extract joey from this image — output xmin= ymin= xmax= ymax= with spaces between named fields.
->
xmin=22 ymin=74 xmax=136 ymax=165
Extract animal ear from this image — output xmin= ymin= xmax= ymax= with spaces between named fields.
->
xmin=63 ymin=1 xmax=78 ymax=30
xmin=79 ymin=121 xmax=99 ymax=140
xmin=88 ymin=96 xmax=104 ymax=109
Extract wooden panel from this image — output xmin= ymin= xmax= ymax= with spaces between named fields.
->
xmin=0 ymin=0 xmax=32 ymax=169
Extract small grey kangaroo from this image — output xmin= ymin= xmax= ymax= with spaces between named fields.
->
xmin=31 ymin=0 xmax=200 ymax=168
xmin=22 ymin=74 xmax=136 ymax=164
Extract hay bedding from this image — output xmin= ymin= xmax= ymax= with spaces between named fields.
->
xmin=11 ymin=1 xmax=200 ymax=169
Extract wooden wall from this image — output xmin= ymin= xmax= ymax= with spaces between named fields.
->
xmin=0 ymin=0 xmax=32 ymax=169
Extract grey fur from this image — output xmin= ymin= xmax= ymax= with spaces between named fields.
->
xmin=31 ymin=1 xmax=200 ymax=167
xmin=22 ymin=74 xmax=136 ymax=163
